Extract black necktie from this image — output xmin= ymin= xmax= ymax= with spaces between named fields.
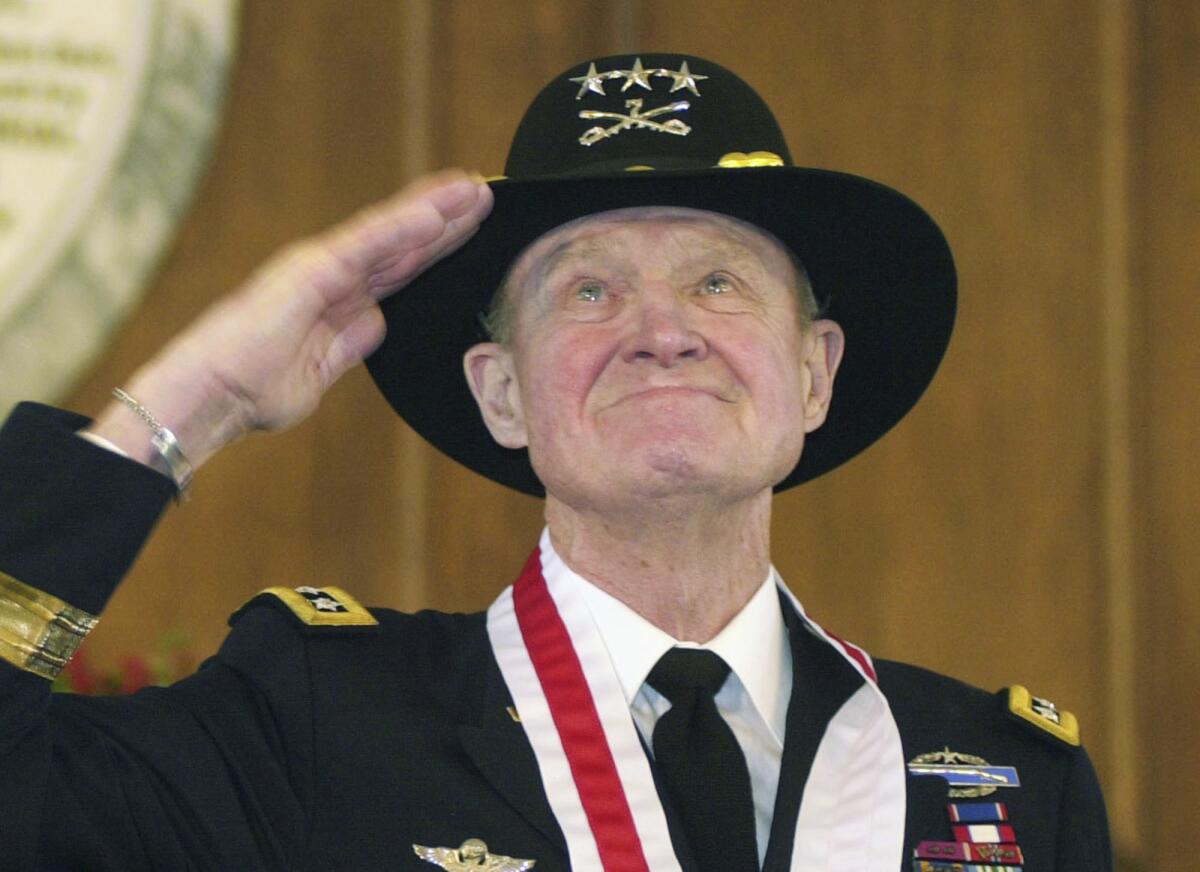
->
xmin=646 ymin=648 xmax=758 ymax=871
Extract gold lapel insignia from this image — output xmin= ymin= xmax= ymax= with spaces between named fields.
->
xmin=413 ymin=839 xmax=535 ymax=871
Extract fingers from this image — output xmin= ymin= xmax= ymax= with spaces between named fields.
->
xmin=325 ymin=170 xmax=493 ymax=281
xmin=364 ymin=187 xmax=494 ymax=296
xmin=264 ymin=170 xmax=493 ymax=316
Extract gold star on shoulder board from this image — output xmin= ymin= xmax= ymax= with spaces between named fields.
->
xmin=665 ymin=60 xmax=708 ymax=96
xmin=570 ymin=61 xmax=606 ymax=99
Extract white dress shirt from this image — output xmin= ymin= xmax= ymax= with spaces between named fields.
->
xmin=542 ymin=537 xmax=792 ymax=867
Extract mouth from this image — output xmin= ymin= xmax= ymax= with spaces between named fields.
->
xmin=608 ymin=385 xmax=732 ymax=408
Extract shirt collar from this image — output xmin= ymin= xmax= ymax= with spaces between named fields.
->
xmin=538 ymin=528 xmax=791 ymax=744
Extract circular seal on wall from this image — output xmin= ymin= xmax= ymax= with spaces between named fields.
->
xmin=0 ymin=0 xmax=238 ymax=417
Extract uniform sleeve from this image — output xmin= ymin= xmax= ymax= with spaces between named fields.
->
xmin=0 ymin=403 xmax=314 ymax=870
xmin=0 ymin=402 xmax=176 ymax=614
xmin=1055 ymin=744 xmax=1113 ymax=871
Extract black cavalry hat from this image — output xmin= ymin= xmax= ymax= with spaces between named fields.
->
xmin=367 ymin=54 xmax=956 ymax=496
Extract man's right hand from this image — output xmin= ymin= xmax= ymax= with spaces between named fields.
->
xmin=85 ymin=169 xmax=493 ymax=475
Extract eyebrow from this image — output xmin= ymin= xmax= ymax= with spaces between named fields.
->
xmin=532 ymin=233 xmax=764 ymax=287
xmin=535 ymin=238 xmax=609 ymax=278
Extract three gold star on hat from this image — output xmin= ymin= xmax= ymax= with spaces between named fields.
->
xmin=570 ymin=58 xmax=708 ymax=99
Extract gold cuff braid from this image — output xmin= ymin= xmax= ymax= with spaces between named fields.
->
xmin=0 ymin=571 xmax=98 ymax=680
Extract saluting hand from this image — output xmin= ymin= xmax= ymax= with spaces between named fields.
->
xmin=87 ymin=169 xmax=493 ymax=472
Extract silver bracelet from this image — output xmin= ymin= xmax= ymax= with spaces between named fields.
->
xmin=111 ymin=388 xmax=193 ymax=498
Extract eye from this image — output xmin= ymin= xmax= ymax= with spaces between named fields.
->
xmin=574 ymin=281 xmax=605 ymax=302
xmin=701 ymin=273 xmax=734 ymax=295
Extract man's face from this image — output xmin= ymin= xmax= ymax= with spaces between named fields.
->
xmin=465 ymin=207 xmax=843 ymax=510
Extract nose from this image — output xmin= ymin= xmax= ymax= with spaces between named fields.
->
xmin=620 ymin=297 xmax=708 ymax=367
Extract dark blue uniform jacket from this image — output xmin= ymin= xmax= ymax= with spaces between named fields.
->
xmin=0 ymin=404 xmax=1111 ymax=871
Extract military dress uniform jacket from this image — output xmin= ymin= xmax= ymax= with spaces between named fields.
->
xmin=0 ymin=404 xmax=1112 ymax=871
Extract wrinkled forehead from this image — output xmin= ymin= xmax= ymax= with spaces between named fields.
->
xmin=506 ymin=205 xmax=794 ymax=283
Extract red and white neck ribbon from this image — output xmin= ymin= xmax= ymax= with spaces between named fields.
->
xmin=486 ymin=534 xmax=905 ymax=871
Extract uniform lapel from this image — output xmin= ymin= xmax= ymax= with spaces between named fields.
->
xmin=456 ymin=646 xmax=567 ymax=853
xmin=900 ymin=767 xmax=952 ymax=860
xmin=873 ymin=664 xmax=957 ymax=860
xmin=761 ymin=597 xmax=865 ymax=871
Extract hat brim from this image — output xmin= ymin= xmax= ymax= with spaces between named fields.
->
xmin=366 ymin=165 xmax=956 ymax=497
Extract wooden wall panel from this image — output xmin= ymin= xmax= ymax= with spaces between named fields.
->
xmin=1140 ymin=4 xmax=1200 ymax=868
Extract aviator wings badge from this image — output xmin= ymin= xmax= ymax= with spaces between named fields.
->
xmin=414 ymin=839 xmax=535 ymax=871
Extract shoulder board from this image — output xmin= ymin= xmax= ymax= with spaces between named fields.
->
xmin=232 ymin=585 xmax=379 ymax=632
xmin=1004 ymin=684 xmax=1080 ymax=747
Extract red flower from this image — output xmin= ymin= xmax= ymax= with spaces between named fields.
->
xmin=60 ymin=644 xmax=96 ymax=695
xmin=119 ymin=656 xmax=154 ymax=694
xmin=52 ymin=632 xmax=196 ymax=696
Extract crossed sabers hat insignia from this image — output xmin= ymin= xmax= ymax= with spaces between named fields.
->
xmin=570 ymin=58 xmax=707 ymax=146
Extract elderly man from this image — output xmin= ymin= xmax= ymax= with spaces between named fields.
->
xmin=1 ymin=55 xmax=1108 ymax=871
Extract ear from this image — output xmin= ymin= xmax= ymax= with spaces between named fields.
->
xmin=800 ymin=319 xmax=845 ymax=433
xmin=463 ymin=342 xmax=528 ymax=449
